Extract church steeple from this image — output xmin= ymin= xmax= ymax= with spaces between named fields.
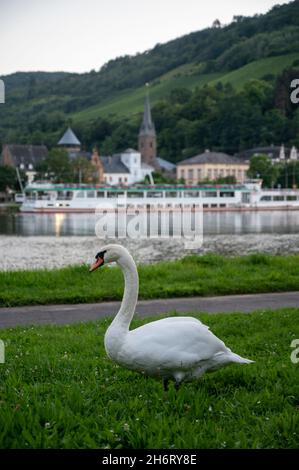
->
xmin=138 ymin=87 xmax=157 ymax=166
xmin=139 ymin=92 xmax=156 ymax=137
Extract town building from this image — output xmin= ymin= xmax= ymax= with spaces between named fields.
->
xmin=138 ymin=92 xmax=157 ymax=168
xmin=57 ymin=126 xmax=154 ymax=185
xmin=58 ymin=127 xmax=93 ymax=163
xmin=177 ymin=150 xmax=249 ymax=185
xmin=138 ymin=91 xmax=176 ymax=177
xmin=156 ymin=157 xmax=176 ymax=174
xmin=91 ymin=148 xmax=154 ymax=185
xmin=56 ymin=95 xmax=175 ymax=185
xmin=1 ymin=144 xmax=48 ymax=184
xmin=58 ymin=127 xmax=82 ymax=158
xmin=236 ymin=144 xmax=298 ymax=162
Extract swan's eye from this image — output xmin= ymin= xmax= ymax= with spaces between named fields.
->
xmin=95 ymin=250 xmax=107 ymax=260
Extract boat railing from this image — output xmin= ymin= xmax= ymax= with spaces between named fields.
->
xmin=56 ymin=195 xmax=73 ymax=201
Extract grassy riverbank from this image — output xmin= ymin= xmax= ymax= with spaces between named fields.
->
xmin=1 ymin=253 xmax=299 ymax=307
xmin=0 ymin=308 xmax=298 ymax=448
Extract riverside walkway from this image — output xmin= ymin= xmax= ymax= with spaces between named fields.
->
xmin=0 ymin=291 xmax=298 ymax=329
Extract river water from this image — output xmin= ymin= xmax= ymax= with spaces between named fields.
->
xmin=1 ymin=211 xmax=299 ymax=236
xmin=0 ymin=211 xmax=298 ymax=270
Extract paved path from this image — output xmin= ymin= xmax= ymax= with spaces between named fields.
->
xmin=0 ymin=291 xmax=298 ymax=329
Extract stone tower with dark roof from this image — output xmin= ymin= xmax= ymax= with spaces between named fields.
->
xmin=58 ymin=127 xmax=81 ymax=155
xmin=138 ymin=90 xmax=157 ymax=167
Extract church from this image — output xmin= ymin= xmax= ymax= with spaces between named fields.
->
xmin=58 ymin=92 xmax=175 ymax=185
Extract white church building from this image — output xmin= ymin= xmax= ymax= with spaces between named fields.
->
xmin=100 ymin=148 xmax=154 ymax=186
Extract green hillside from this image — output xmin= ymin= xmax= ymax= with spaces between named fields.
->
xmin=209 ymin=53 xmax=299 ymax=89
xmin=72 ymin=53 xmax=299 ymax=122
xmin=1 ymin=0 xmax=299 ymax=160
xmin=72 ymin=70 xmax=220 ymax=121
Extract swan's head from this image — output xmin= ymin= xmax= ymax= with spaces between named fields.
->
xmin=89 ymin=244 xmax=129 ymax=272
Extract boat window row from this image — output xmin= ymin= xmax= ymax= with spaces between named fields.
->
xmin=260 ymin=195 xmax=299 ymax=201
xmin=73 ymin=190 xmax=236 ymax=199
xmin=25 ymin=189 xmax=237 ymax=200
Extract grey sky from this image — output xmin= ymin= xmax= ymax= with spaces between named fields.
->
xmin=0 ymin=0 xmax=291 ymax=75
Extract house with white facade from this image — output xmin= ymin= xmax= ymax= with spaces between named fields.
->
xmin=92 ymin=148 xmax=154 ymax=185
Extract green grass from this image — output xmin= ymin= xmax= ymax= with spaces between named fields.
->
xmin=0 ymin=308 xmax=298 ymax=448
xmin=1 ymin=253 xmax=299 ymax=308
xmin=72 ymin=53 xmax=299 ymax=122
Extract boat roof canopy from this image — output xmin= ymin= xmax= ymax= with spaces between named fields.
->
xmin=25 ymin=184 xmax=246 ymax=192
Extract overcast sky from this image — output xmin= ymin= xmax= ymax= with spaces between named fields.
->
xmin=0 ymin=0 xmax=291 ymax=76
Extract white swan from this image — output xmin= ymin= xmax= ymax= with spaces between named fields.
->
xmin=90 ymin=244 xmax=254 ymax=390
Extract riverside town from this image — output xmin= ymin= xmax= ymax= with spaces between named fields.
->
xmin=0 ymin=0 xmax=299 ymax=462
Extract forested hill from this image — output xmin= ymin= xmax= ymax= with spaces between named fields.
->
xmin=1 ymin=0 xmax=299 ymax=161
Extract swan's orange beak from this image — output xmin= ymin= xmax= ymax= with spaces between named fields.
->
xmin=89 ymin=257 xmax=104 ymax=272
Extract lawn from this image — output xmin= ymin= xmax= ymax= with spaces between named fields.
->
xmin=0 ymin=308 xmax=298 ymax=448
xmin=1 ymin=253 xmax=299 ymax=308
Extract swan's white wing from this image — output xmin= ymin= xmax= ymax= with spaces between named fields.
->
xmin=146 ymin=316 xmax=207 ymax=325
xmin=116 ymin=317 xmax=229 ymax=373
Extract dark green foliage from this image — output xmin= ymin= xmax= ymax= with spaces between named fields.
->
xmin=154 ymin=77 xmax=298 ymax=161
xmin=0 ymin=166 xmax=26 ymax=191
xmin=276 ymin=160 xmax=299 ymax=189
xmin=248 ymin=154 xmax=279 ymax=187
xmin=36 ymin=148 xmax=73 ymax=183
xmin=71 ymin=156 xmax=96 ymax=184
xmin=143 ymin=172 xmax=175 ymax=184
xmin=201 ymin=176 xmax=237 ymax=185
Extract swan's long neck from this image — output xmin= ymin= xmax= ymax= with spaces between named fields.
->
xmin=109 ymin=251 xmax=139 ymax=332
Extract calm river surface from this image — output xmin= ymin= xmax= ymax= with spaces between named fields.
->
xmin=1 ymin=211 xmax=299 ymax=270
xmin=1 ymin=210 xmax=299 ymax=236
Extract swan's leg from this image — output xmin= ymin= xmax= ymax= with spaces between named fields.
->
xmin=173 ymin=372 xmax=184 ymax=391
xmin=174 ymin=381 xmax=181 ymax=391
xmin=163 ymin=378 xmax=169 ymax=391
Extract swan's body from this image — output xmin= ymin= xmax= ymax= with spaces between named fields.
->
xmin=90 ymin=245 xmax=254 ymax=387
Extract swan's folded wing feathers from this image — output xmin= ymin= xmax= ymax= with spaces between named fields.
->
xmin=119 ymin=317 xmax=229 ymax=372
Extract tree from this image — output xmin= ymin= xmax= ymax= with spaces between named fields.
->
xmin=233 ymin=15 xmax=245 ymax=22
xmin=143 ymin=171 xmax=175 ymax=185
xmin=0 ymin=166 xmax=25 ymax=192
xmin=36 ymin=148 xmax=72 ymax=183
xmin=274 ymin=69 xmax=299 ymax=117
xmin=212 ymin=19 xmax=221 ymax=28
xmin=169 ymin=88 xmax=192 ymax=105
xmin=276 ymin=161 xmax=299 ymax=189
xmin=215 ymin=175 xmax=237 ymax=184
xmin=197 ymin=176 xmax=237 ymax=185
xmin=71 ymin=157 xmax=95 ymax=184
xmin=247 ymin=155 xmax=279 ymax=188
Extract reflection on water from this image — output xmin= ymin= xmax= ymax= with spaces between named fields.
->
xmin=0 ymin=211 xmax=299 ymax=236
xmin=0 ymin=212 xmax=98 ymax=236
xmin=203 ymin=211 xmax=299 ymax=234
